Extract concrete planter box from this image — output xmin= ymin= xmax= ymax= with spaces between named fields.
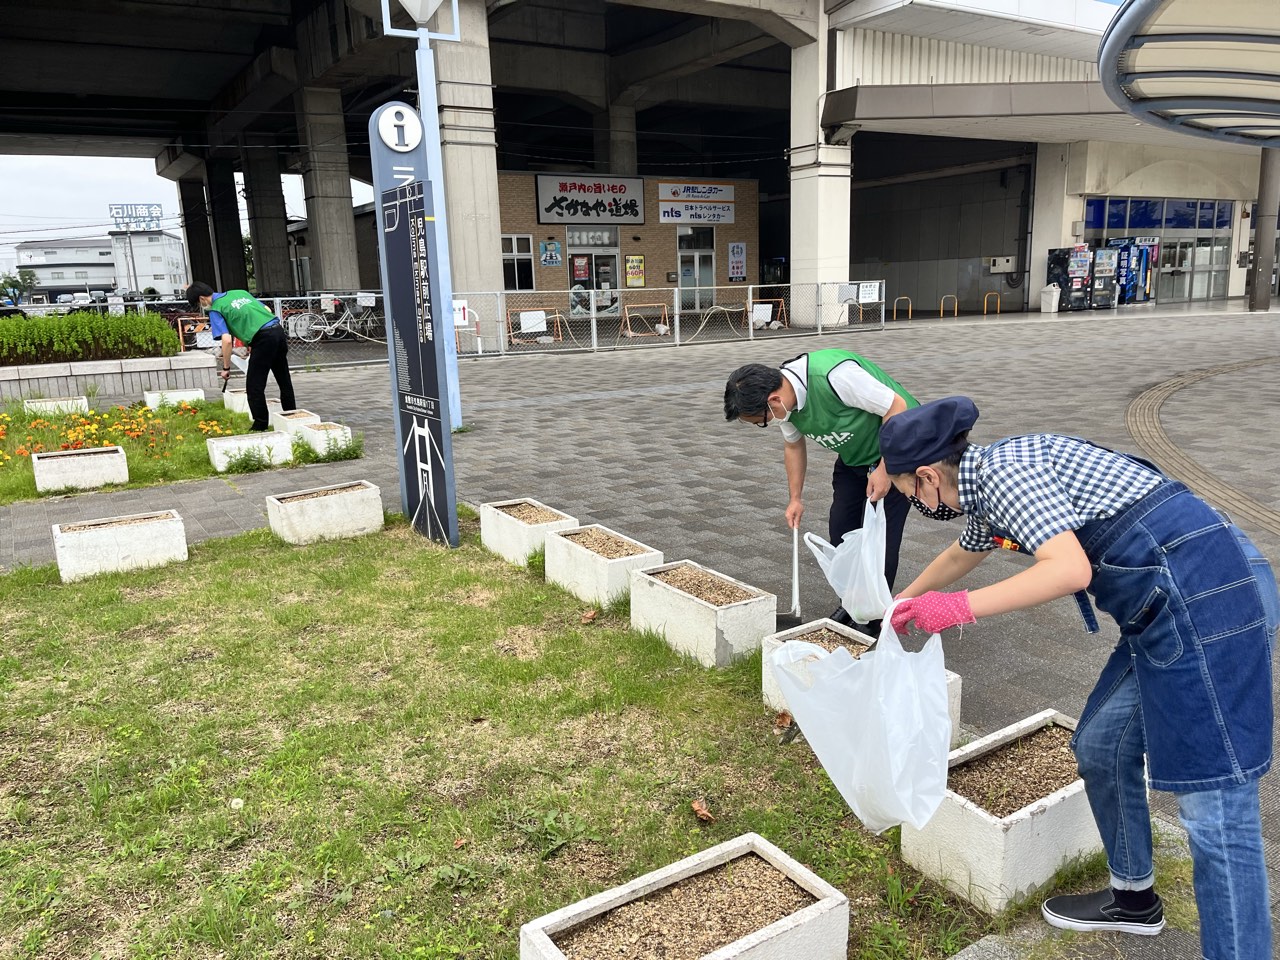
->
xmin=144 ymin=388 xmax=205 ymax=409
xmin=544 ymin=524 xmax=663 ymax=605
xmin=223 ymin=389 xmax=250 ymax=414
xmin=23 ymin=396 xmax=89 ymax=415
xmin=206 ymin=431 xmax=292 ymax=472
xmin=762 ymin=619 xmax=964 ymax=746
xmin=52 ymin=509 xmax=188 ymax=582
xmin=267 ymin=480 xmax=383 ymax=545
xmin=270 ymin=408 xmax=322 ymax=434
xmin=297 ymin=422 xmax=353 ymax=456
xmin=630 ymin=560 xmax=776 ymax=668
xmin=480 ymin=498 xmax=578 ymax=565
xmin=32 ymin=445 xmax=128 ymax=493
xmin=520 ymin=832 xmax=848 ymax=960
xmin=900 ymin=709 xmax=1102 ymax=914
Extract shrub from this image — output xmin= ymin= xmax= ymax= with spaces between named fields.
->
xmin=0 ymin=310 xmax=180 ymax=365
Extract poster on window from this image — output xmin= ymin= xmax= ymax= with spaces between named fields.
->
xmin=728 ymin=242 xmax=747 ymax=282
xmin=571 ymin=255 xmax=591 ymax=282
xmin=537 ymin=175 xmax=644 ymax=224
xmin=539 ymin=241 xmax=562 ymax=267
xmin=625 ymin=255 xmax=645 ymax=288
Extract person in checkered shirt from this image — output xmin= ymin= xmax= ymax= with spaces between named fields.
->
xmin=881 ymin=396 xmax=1277 ymax=957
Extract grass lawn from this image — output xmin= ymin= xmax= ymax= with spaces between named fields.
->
xmin=0 ymin=401 xmax=361 ymax=505
xmin=0 ymin=511 xmax=1000 ymax=959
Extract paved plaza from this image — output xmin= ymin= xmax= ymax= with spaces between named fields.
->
xmin=2 ymin=306 xmax=1278 ymax=957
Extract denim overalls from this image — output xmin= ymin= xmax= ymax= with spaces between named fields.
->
xmin=1021 ymin=477 xmax=1278 ymax=959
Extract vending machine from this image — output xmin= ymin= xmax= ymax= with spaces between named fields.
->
xmin=1107 ymin=237 xmax=1135 ymax=304
xmin=1047 ymin=246 xmax=1094 ymax=310
xmin=1091 ymin=248 xmax=1118 ymax=308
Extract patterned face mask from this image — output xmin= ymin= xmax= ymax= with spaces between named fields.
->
xmin=910 ymin=475 xmax=963 ymax=521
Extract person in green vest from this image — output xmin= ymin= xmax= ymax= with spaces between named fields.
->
xmin=724 ymin=351 xmax=919 ymax=630
xmin=186 ymin=282 xmax=296 ymax=432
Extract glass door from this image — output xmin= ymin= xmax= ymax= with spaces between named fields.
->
xmin=1157 ymin=240 xmax=1192 ymax=302
xmin=679 ymin=252 xmax=714 ymax=309
xmin=592 ymin=253 xmax=620 ymax=315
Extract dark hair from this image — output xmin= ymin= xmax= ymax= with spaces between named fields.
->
xmin=940 ymin=434 xmax=971 ymax=468
xmin=724 ymin=363 xmax=783 ymax=421
xmin=186 ymin=281 xmax=214 ymax=307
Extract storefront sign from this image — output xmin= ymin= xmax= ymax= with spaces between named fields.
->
xmin=728 ymin=242 xmax=747 ymax=282
xmin=625 ymin=255 xmax=645 ymax=288
xmin=565 ymin=228 xmax=618 ymax=247
xmin=537 ymin=175 xmax=644 ymax=224
xmin=659 ymin=202 xmax=735 ymax=224
xmin=572 ymin=255 xmax=591 ymax=282
xmin=658 ymin=182 xmax=735 ymax=202
xmin=539 ymin=241 xmax=562 ymax=267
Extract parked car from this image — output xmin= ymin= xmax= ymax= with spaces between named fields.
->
xmin=71 ymin=292 xmax=92 ymax=305
xmin=0 ymin=306 xmax=26 ymax=319
xmin=56 ymin=293 xmax=74 ymax=304
xmin=89 ymin=290 xmax=107 ymax=302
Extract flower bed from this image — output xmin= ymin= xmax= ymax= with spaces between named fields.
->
xmin=544 ymin=524 xmax=662 ymax=605
xmin=630 ymin=560 xmax=776 ymax=668
xmin=521 ymin=833 xmax=848 ymax=960
xmin=900 ymin=709 xmax=1102 ymax=913
xmin=0 ymin=310 xmax=179 ymax=365
xmin=0 ymin=402 xmax=244 ymax=504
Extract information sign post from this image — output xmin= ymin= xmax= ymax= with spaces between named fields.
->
xmin=369 ymin=102 xmax=459 ymax=547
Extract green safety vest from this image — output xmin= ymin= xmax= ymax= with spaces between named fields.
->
xmin=211 ymin=290 xmax=276 ymax=343
xmin=785 ymin=350 xmax=918 ymax=466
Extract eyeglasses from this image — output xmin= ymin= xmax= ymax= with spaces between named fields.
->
xmin=739 ymin=406 xmax=770 ymax=428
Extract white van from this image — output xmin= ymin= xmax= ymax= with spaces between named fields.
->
xmin=71 ymin=292 xmax=92 ymax=305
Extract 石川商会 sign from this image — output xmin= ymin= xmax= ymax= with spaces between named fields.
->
xmin=537 ymin=176 xmax=644 ymax=224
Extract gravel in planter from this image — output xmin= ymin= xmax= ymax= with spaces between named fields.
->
xmin=276 ymin=483 xmax=366 ymax=503
xmin=498 ymin=501 xmax=567 ymax=524
xmin=791 ymin=627 xmax=871 ymax=656
xmin=947 ymin=725 xmax=1076 ymax=818
xmin=651 ymin=564 xmax=754 ymax=605
xmin=552 ymin=853 xmax=815 ymax=960
xmin=561 ymin=527 xmax=647 ymax=559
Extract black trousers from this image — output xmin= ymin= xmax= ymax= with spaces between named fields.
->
xmin=828 ymin=458 xmax=910 ymax=592
xmin=245 ymin=323 xmax=296 ymax=431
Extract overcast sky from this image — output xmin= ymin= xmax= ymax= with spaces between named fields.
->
xmin=0 ymin=155 xmax=374 ymax=272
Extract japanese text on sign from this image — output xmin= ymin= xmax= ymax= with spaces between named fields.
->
xmin=728 ymin=242 xmax=747 ymax=283
xmin=658 ymin=202 xmax=735 ymax=224
xmin=658 ymin=182 xmax=735 ymax=202
xmin=536 ymin=175 xmax=644 ymax=224
xmin=109 ymin=203 xmax=164 ymax=230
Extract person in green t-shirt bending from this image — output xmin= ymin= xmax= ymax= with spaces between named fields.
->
xmin=186 ymin=282 xmax=296 ymax=431
xmin=724 ymin=350 xmax=919 ymax=630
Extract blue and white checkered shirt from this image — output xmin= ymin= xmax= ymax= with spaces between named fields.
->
xmin=956 ymin=436 xmax=1164 ymax=554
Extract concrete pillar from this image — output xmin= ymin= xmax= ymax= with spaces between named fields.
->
xmin=1028 ymin=143 xmax=1085 ymax=296
xmin=207 ymin=158 xmax=248 ymax=292
xmin=1249 ymin=147 xmax=1280 ymax=312
xmin=593 ymin=102 xmax=638 ymax=175
xmin=433 ymin=0 xmax=504 ymax=294
xmin=178 ymin=178 xmax=217 ymax=287
xmin=240 ymin=136 xmax=294 ymax=296
xmin=789 ymin=37 xmax=850 ymax=285
xmin=295 ymin=86 xmax=360 ymax=291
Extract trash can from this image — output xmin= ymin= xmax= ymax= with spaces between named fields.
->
xmin=1040 ymin=284 xmax=1060 ymax=314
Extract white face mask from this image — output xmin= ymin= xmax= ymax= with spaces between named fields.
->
xmin=768 ymin=398 xmax=791 ymax=424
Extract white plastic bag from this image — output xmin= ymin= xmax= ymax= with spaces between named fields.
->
xmin=770 ymin=613 xmax=950 ymax=832
xmin=804 ymin=500 xmax=894 ymax=623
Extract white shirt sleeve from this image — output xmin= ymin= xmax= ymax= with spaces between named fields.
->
xmin=779 ymin=421 xmax=802 ymax=444
xmin=826 ymin=359 xmax=896 ymax=415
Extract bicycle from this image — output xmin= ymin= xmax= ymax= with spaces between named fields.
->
xmin=292 ymin=298 xmax=386 ymax=343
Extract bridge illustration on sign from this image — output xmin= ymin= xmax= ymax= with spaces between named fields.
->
xmin=403 ymin=411 xmax=447 ymax=540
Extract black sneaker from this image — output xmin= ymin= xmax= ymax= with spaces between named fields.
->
xmin=1042 ymin=888 xmax=1165 ymax=936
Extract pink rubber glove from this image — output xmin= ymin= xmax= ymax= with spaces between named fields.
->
xmin=891 ymin=591 xmax=976 ymax=634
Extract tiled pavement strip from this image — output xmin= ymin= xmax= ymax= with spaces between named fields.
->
xmin=2 ymin=304 xmax=1278 ymax=957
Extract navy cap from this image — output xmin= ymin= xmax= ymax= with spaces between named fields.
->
xmin=880 ymin=396 xmax=979 ymax=473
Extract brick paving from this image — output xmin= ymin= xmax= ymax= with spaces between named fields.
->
xmin=3 ymin=304 xmax=1278 ymax=956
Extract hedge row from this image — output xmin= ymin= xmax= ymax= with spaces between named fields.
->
xmin=0 ymin=311 xmax=181 ymax=365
